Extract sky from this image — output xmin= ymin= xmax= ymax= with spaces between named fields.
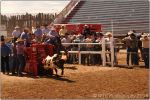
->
xmin=1 ymin=1 xmax=70 ymax=15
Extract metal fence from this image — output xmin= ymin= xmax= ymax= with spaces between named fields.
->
xmin=61 ymin=38 xmax=145 ymax=67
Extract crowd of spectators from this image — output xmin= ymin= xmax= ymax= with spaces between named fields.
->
xmin=1 ymin=24 xmax=149 ymax=76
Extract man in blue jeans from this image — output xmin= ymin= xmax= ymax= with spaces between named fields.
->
xmin=1 ymin=38 xmax=11 ymax=75
xmin=11 ymin=42 xmax=19 ymax=75
xmin=122 ymin=31 xmax=139 ymax=66
xmin=130 ymin=33 xmax=139 ymax=65
xmin=122 ymin=32 xmax=133 ymax=66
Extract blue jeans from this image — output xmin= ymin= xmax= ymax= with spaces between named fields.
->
xmin=127 ymin=47 xmax=139 ymax=65
xmin=127 ymin=48 xmax=131 ymax=65
xmin=131 ymin=48 xmax=139 ymax=65
xmin=12 ymin=55 xmax=19 ymax=74
xmin=1 ymin=56 xmax=10 ymax=73
xmin=106 ymin=48 xmax=117 ymax=64
xmin=143 ymin=48 xmax=149 ymax=67
xmin=17 ymin=54 xmax=26 ymax=74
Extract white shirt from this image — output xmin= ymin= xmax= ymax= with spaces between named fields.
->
xmin=12 ymin=30 xmax=21 ymax=38
xmin=140 ymin=37 xmax=149 ymax=48
xmin=61 ymin=37 xmax=72 ymax=47
xmin=42 ymin=28 xmax=50 ymax=35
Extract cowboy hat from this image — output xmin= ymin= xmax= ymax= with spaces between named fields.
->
xmin=53 ymin=54 xmax=58 ymax=58
xmin=16 ymin=38 xmax=24 ymax=43
xmin=61 ymin=25 xmax=66 ymax=28
xmin=106 ymin=32 xmax=112 ymax=36
xmin=128 ymin=31 xmax=134 ymax=35
xmin=15 ymin=26 xmax=20 ymax=29
xmin=141 ymin=33 xmax=148 ymax=37
xmin=5 ymin=37 xmax=13 ymax=43
xmin=96 ymin=32 xmax=104 ymax=36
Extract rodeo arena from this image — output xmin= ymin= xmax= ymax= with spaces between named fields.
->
xmin=1 ymin=0 xmax=149 ymax=99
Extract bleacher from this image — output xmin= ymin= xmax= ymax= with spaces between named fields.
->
xmin=61 ymin=0 xmax=149 ymax=36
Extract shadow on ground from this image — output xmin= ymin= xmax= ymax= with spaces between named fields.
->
xmin=8 ymin=73 xmax=76 ymax=83
xmin=64 ymin=66 xmax=78 ymax=70
xmin=115 ymin=64 xmax=147 ymax=69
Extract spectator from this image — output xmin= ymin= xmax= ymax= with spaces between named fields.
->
xmin=20 ymin=28 xmax=30 ymax=47
xmin=62 ymin=33 xmax=75 ymax=63
xmin=61 ymin=33 xmax=73 ymax=51
xmin=34 ymin=25 xmax=43 ymax=42
xmin=59 ymin=25 xmax=67 ymax=38
xmin=11 ymin=42 xmax=18 ymax=75
xmin=16 ymin=38 xmax=26 ymax=76
xmin=129 ymin=32 xmax=139 ymax=65
xmin=1 ymin=35 xmax=5 ymax=41
xmin=42 ymin=24 xmax=50 ymax=35
xmin=12 ymin=26 xmax=21 ymax=43
xmin=94 ymin=32 xmax=104 ymax=65
xmin=73 ymin=34 xmax=86 ymax=64
xmin=122 ymin=32 xmax=132 ymax=66
xmin=84 ymin=34 xmax=94 ymax=65
xmin=140 ymin=33 xmax=149 ymax=68
xmin=122 ymin=31 xmax=138 ymax=66
xmin=42 ymin=24 xmax=50 ymax=42
xmin=105 ymin=32 xmax=118 ymax=65
xmin=82 ymin=25 xmax=91 ymax=38
xmin=132 ymin=30 xmax=142 ymax=61
xmin=136 ymin=32 xmax=144 ymax=60
xmin=32 ymin=26 xmax=36 ymax=34
xmin=1 ymin=39 xmax=11 ymax=75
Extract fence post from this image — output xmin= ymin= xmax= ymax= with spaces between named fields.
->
xmin=78 ymin=44 xmax=81 ymax=64
xmin=102 ymin=38 xmax=106 ymax=66
xmin=110 ymin=37 xmax=114 ymax=67
xmin=129 ymin=52 xmax=131 ymax=66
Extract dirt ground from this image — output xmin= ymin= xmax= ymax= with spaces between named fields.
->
xmin=1 ymin=63 xmax=149 ymax=99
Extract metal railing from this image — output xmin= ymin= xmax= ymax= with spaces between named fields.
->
xmin=61 ymin=38 xmax=115 ymax=67
xmin=61 ymin=40 xmax=146 ymax=67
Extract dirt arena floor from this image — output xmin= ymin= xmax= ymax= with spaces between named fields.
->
xmin=1 ymin=63 xmax=149 ymax=99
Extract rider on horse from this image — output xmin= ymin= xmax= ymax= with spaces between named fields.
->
xmin=45 ymin=27 xmax=68 ymax=55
